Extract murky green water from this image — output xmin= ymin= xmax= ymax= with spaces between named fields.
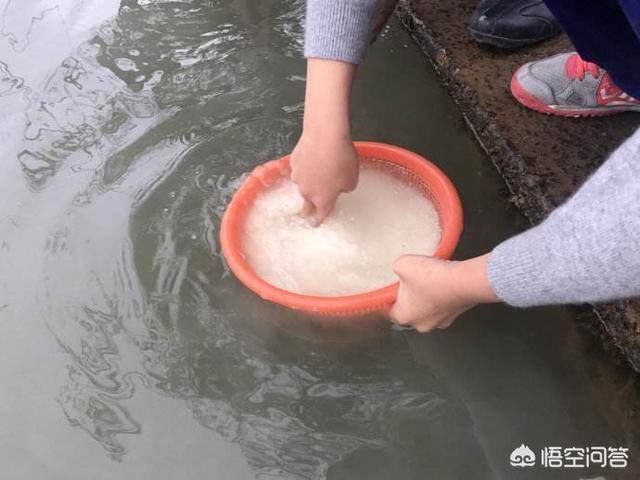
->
xmin=1 ymin=1 xmax=638 ymax=479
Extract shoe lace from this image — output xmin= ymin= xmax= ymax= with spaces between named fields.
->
xmin=566 ymin=54 xmax=600 ymax=81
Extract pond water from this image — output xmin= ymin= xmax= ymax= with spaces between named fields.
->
xmin=0 ymin=1 xmax=638 ymax=479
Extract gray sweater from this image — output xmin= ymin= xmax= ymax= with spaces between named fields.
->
xmin=305 ymin=0 xmax=640 ymax=307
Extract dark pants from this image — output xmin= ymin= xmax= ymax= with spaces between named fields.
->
xmin=544 ymin=0 xmax=640 ymax=98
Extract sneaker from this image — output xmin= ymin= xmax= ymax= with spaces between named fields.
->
xmin=511 ymin=52 xmax=640 ymax=117
xmin=470 ymin=0 xmax=562 ymax=49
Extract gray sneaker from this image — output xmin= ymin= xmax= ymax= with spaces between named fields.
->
xmin=511 ymin=52 xmax=640 ymax=117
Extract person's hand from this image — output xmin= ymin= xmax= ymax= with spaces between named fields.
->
xmin=389 ymin=254 xmax=499 ymax=332
xmin=291 ymin=58 xmax=358 ymax=224
xmin=290 ymin=133 xmax=358 ymax=224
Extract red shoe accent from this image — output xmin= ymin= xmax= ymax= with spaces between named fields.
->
xmin=596 ymin=73 xmax=640 ymax=106
xmin=565 ymin=54 xmax=599 ymax=81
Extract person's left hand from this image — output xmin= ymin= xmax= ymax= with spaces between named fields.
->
xmin=388 ymin=254 xmax=498 ymax=332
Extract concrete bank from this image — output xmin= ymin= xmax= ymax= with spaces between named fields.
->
xmin=396 ymin=0 xmax=640 ymax=372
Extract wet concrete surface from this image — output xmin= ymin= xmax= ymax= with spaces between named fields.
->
xmin=397 ymin=0 xmax=640 ymax=372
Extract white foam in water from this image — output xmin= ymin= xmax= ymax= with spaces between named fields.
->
xmin=243 ymin=165 xmax=442 ymax=296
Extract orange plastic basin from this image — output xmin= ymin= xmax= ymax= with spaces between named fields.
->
xmin=220 ymin=141 xmax=463 ymax=315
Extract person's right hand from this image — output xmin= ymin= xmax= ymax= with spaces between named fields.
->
xmin=290 ymin=132 xmax=359 ymax=224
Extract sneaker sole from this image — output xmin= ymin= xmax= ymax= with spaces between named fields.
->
xmin=469 ymin=28 xmax=559 ymax=49
xmin=510 ymin=70 xmax=640 ymax=117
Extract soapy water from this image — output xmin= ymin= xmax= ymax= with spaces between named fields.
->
xmin=244 ymin=166 xmax=442 ymax=296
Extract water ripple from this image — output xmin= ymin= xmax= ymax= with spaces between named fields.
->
xmin=1 ymin=0 xmax=463 ymax=477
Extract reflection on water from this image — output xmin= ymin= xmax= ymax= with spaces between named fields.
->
xmin=0 ymin=1 xmax=488 ymax=478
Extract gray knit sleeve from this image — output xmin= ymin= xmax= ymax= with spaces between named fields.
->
xmin=304 ymin=0 xmax=379 ymax=64
xmin=487 ymin=127 xmax=640 ymax=307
